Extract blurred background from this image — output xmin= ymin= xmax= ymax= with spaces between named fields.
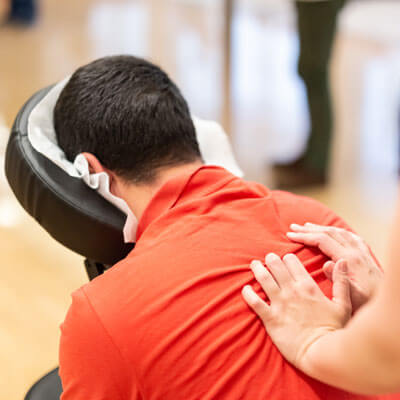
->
xmin=1 ymin=0 xmax=400 ymax=398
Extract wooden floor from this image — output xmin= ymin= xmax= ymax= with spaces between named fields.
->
xmin=0 ymin=0 xmax=399 ymax=398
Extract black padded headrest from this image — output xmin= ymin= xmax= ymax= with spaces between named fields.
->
xmin=5 ymin=86 xmax=134 ymax=265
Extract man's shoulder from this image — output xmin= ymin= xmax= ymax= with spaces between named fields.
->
xmin=269 ymin=190 xmax=351 ymax=230
xmin=77 ymin=253 xmax=150 ymax=316
xmin=59 ymin=284 xmax=133 ymax=399
xmin=81 ymin=255 xmax=134 ymax=297
xmin=268 ymin=189 xmax=327 ymax=213
xmin=61 ymin=285 xmax=102 ymax=342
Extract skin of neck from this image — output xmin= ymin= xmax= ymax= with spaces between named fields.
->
xmin=83 ymin=153 xmax=204 ymax=220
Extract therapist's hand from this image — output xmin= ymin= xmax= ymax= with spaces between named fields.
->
xmin=242 ymin=253 xmax=352 ymax=371
xmin=287 ymin=223 xmax=383 ymax=311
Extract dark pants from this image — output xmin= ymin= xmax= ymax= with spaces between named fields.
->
xmin=10 ymin=0 xmax=36 ymax=23
xmin=296 ymin=0 xmax=346 ymax=174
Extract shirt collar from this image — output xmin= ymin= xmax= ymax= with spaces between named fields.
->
xmin=135 ymin=165 xmax=237 ymax=240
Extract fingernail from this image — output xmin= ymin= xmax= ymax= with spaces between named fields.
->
xmin=290 ymin=223 xmax=301 ymax=229
xmin=287 ymin=232 xmax=297 ymax=237
xmin=242 ymin=285 xmax=259 ymax=304
xmin=242 ymin=285 xmax=255 ymax=298
xmin=265 ymin=253 xmax=278 ymax=262
xmin=250 ymin=260 xmax=261 ymax=269
xmin=324 ymin=261 xmax=334 ymax=268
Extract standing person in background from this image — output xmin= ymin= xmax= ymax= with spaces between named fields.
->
xmin=0 ymin=0 xmax=10 ymax=23
xmin=6 ymin=0 xmax=36 ymax=25
xmin=272 ymin=0 xmax=346 ymax=189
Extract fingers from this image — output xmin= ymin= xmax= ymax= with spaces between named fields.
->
xmin=265 ymin=253 xmax=293 ymax=286
xmin=288 ymin=223 xmax=349 ymax=261
xmin=282 ymin=253 xmax=312 ymax=282
xmin=242 ymin=285 xmax=272 ymax=322
xmin=332 ymin=260 xmax=352 ymax=314
xmin=291 ymin=223 xmax=345 ymax=235
xmin=251 ymin=254 xmax=312 ymax=288
xmin=250 ymin=260 xmax=280 ymax=300
xmin=287 ymin=231 xmax=343 ymax=261
xmin=249 ymin=254 xmax=299 ymax=303
xmin=299 ymin=224 xmax=370 ymax=254
xmin=291 ymin=223 xmax=357 ymax=246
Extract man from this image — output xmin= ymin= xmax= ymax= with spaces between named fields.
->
xmin=272 ymin=0 xmax=346 ymax=189
xmin=56 ymin=56 xmax=392 ymax=399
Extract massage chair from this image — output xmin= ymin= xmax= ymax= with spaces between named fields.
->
xmin=6 ymin=85 xmax=134 ymax=399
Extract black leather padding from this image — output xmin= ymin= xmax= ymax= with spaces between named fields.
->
xmin=25 ymin=368 xmax=62 ymax=400
xmin=5 ymin=86 xmax=134 ymax=265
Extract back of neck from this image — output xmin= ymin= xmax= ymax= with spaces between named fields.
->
xmin=124 ymin=161 xmax=204 ymax=220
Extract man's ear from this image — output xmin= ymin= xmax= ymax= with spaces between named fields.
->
xmin=81 ymin=152 xmax=123 ymax=198
xmin=82 ymin=152 xmax=106 ymax=174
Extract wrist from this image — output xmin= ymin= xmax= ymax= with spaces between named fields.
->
xmin=296 ymin=329 xmax=340 ymax=380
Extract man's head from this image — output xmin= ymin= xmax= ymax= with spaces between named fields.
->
xmin=54 ymin=55 xmax=202 ymax=187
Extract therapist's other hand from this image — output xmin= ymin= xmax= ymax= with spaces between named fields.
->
xmin=242 ymin=254 xmax=352 ymax=370
xmin=287 ymin=223 xmax=383 ymax=311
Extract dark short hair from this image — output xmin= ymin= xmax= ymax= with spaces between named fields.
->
xmin=54 ymin=55 xmax=201 ymax=184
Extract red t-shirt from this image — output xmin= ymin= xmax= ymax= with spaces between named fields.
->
xmin=59 ymin=166 xmax=400 ymax=400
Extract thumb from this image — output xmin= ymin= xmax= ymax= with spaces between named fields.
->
xmin=332 ymin=260 xmax=352 ymax=313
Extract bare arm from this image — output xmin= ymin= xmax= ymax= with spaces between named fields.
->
xmin=302 ymin=210 xmax=400 ymax=393
xmin=242 ymin=209 xmax=400 ymax=394
xmin=300 ymin=289 xmax=400 ymax=394
xmin=310 ymin=208 xmax=400 ymax=394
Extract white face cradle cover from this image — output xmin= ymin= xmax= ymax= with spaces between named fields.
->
xmin=27 ymin=78 xmax=244 ymax=243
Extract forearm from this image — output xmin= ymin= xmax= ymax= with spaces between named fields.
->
xmin=302 ymin=295 xmax=400 ymax=395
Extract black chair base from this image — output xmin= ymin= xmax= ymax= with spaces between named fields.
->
xmin=25 ymin=368 xmax=62 ymax=400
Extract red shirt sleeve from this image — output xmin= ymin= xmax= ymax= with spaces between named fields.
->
xmin=59 ymin=288 xmax=141 ymax=400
